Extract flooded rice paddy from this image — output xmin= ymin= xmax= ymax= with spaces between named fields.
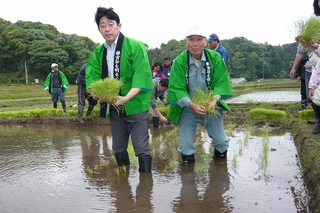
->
xmin=0 ymin=124 xmax=309 ymax=213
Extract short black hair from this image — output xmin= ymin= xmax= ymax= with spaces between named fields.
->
xmin=95 ymin=7 xmax=120 ymax=27
xmin=164 ymin=57 xmax=170 ymax=61
xmin=159 ymin=78 xmax=169 ymax=87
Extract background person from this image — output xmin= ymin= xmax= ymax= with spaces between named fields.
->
xmin=85 ymin=7 xmax=153 ymax=173
xmin=308 ymin=43 xmax=320 ymax=134
xmin=44 ymin=63 xmax=69 ymax=113
xmin=294 ymin=53 xmax=309 ymax=113
xmin=162 ymin=57 xmax=171 ymax=77
xmin=76 ymin=63 xmax=98 ymax=123
xmin=151 ymin=62 xmax=165 ymax=79
xmin=167 ymin=25 xmax=232 ymax=163
xmin=290 ymin=0 xmax=320 ymax=124
xmin=150 ymin=77 xmax=169 ymax=128
xmin=208 ymin=33 xmax=229 ymax=66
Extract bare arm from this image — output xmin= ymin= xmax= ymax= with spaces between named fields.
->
xmin=113 ymin=88 xmax=141 ymax=106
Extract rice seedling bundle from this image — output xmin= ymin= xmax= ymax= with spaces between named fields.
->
xmin=89 ymin=78 xmax=124 ymax=104
xmin=191 ymin=88 xmax=218 ymax=116
xmin=295 ymin=17 xmax=320 ymax=46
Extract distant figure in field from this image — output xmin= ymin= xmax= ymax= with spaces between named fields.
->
xmin=44 ymin=63 xmax=69 ymax=113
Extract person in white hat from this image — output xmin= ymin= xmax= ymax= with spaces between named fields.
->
xmin=167 ymin=25 xmax=233 ymax=163
xmin=43 ymin=63 xmax=69 ymax=112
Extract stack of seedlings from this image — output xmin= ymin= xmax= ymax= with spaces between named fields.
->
xmin=89 ymin=78 xmax=124 ymax=113
xmin=191 ymin=88 xmax=218 ymax=117
xmin=295 ymin=17 xmax=320 ymax=47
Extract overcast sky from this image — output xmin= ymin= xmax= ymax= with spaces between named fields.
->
xmin=0 ymin=0 xmax=315 ymax=48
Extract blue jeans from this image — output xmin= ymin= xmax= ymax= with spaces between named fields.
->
xmin=51 ymin=88 xmax=66 ymax=103
xmin=177 ymin=107 xmax=229 ymax=155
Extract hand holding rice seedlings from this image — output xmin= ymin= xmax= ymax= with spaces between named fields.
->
xmin=191 ymin=88 xmax=219 ymax=116
xmin=295 ymin=17 xmax=320 ymax=47
xmin=89 ymin=78 xmax=124 ymax=103
xmin=89 ymin=78 xmax=124 ymax=113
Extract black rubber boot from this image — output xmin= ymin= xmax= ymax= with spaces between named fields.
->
xmin=138 ymin=155 xmax=152 ymax=173
xmin=86 ymin=105 xmax=95 ymax=116
xmin=181 ymin=154 xmax=195 ymax=163
xmin=152 ymin=117 xmax=159 ymax=128
xmin=308 ymin=104 xmax=318 ymax=124
xmin=115 ymin=151 xmax=130 ymax=166
xmin=312 ymin=103 xmax=320 ymax=134
xmin=77 ymin=105 xmax=85 ymax=123
xmin=214 ymin=149 xmax=227 ymax=159
xmin=53 ymin=102 xmax=57 ymax=108
xmin=62 ymin=102 xmax=67 ymax=113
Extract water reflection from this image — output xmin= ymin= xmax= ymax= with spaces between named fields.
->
xmin=173 ymin=160 xmax=231 ymax=213
xmin=0 ymin=125 xmax=309 ymax=212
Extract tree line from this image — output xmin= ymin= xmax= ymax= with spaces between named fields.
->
xmin=0 ymin=18 xmax=298 ymax=84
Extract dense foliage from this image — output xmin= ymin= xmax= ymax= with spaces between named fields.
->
xmin=147 ymin=38 xmax=298 ymax=81
xmin=0 ymin=18 xmax=298 ymax=84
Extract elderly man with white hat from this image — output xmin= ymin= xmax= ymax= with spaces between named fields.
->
xmin=167 ymin=25 xmax=233 ymax=163
xmin=43 ymin=63 xmax=69 ymax=112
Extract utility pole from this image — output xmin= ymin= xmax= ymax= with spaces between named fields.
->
xmin=262 ymin=59 xmax=264 ymax=80
xmin=24 ymin=61 xmax=28 ymax=85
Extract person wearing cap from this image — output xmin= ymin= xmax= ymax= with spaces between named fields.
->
xmin=44 ymin=63 xmax=69 ymax=113
xmin=167 ymin=25 xmax=232 ymax=163
xmin=208 ymin=33 xmax=229 ymax=66
xmin=85 ymin=7 xmax=153 ymax=173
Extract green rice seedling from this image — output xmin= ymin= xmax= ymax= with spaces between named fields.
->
xmin=120 ymin=165 xmax=127 ymax=174
xmin=104 ymin=160 xmax=110 ymax=167
xmin=115 ymin=167 xmax=120 ymax=176
xmin=226 ymin=123 xmax=235 ymax=137
xmin=127 ymin=140 xmax=138 ymax=168
xmin=86 ymin=167 xmax=93 ymax=175
xmin=243 ymin=128 xmax=250 ymax=148
xmin=254 ymin=125 xmax=270 ymax=179
xmin=164 ymin=158 xmax=176 ymax=172
xmin=238 ymin=140 xmax=244 ymax=156
xmin=89 ymin=78 xmax=124 ymax=113
xmin=194 ymin=136 xmax=201 ymax=146
xmin=195 ymin=156 xmax=211 ymax=179
xmin=248 ymin=108 xmax=287 ymax=122
xmin=93 ymin=164 xmax=100 ymax=171
xmin=151 ymin=149 xmax=157 ymax=158
xmin=295 ymin=17 xmax=320 ymax=47
xmin=230 ymin=152 xmax=239 ymax=172
xmin=192 ymin=88 xmax=219 ymax=117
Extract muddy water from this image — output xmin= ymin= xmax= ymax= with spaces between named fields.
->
xmin=0 ymin=125 xmax=309 ymax=213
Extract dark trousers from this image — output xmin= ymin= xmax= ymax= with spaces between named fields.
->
xmin=77 ymin=84 xmax=97 ymax=106
xmin=109 ymin=106 xmax=150 ymax=157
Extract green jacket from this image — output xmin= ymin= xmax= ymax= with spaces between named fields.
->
xmin=86 ymin=36 xmax=153 ymax=116
xmin=44 ymin=71 xmax=69 ymax=94
xmin=168 ymin=49 xmax=232 ymax=124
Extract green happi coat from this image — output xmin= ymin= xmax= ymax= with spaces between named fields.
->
xmin=86 ymin=36 xmax=153 ymax=116
xmin=44 ymin=71 xmax=69 ymax=94
xmin=168 ymin=49 xmax=233 ymax=124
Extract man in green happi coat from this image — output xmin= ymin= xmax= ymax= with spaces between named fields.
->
xmin=44 ymin=63 xmax=69 ymax=113
xmin=167 ymin=25 xmax=232 ymax=163
xmin=86 ymin=7 xmax=153 ymax=173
